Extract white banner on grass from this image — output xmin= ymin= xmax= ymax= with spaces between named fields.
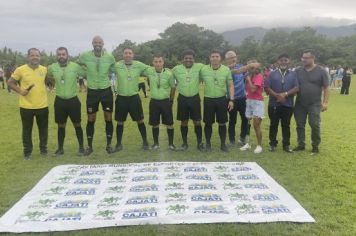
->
xmin=0 ymin=162 xmax=315 ymax=232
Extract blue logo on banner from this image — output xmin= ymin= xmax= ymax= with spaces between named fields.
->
xmin=244 ymin=183 xmax=269 ymax=189
xmin=122 ymin=207 xmax=158 ymax=219
xmin=253 ymin=193 xmax=279 ymax=201
xmin=55 ymin=200 xmax=89 ymax=209
xmin=129 ymin=184 xmax=159 ymax=192
xmin=188 ymin=183 xmax=216 ymax=190
xmin=262 ymin=205 xmax=291 ymax=214
xmin=184 ymin=167 xmax=207 ymax=172
xmin=80 ymin=170 xmax=105 ymax=176
xmin=132 ymin=175 xmax=158 ymax=182
xmin=45 ymin=212 xmax=82 ymax=221
xmin=74 ymin=178 xmax=101 ymax=185
xmin=126 ymin=195 xmax=158 ymax=204
xmin=191 ymin=193 xmax=223 ymax=202
xmin=237 ymin=174 xmax=259 ymax=180
xmin=186 ymin=174 xmax=212 ymax=181
xmin=194 ymin=205 xmax=229 ymax=214
xmin=65 ymin=188 xmax=96 ymax=196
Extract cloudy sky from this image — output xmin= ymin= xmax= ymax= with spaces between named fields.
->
xmin=1 ymin=0 xmax=356 ymax=54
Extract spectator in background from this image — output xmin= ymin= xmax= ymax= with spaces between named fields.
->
xmin=340 ymin=67 xmax=352 ymax=95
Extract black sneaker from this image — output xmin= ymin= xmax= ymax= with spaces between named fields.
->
xmin=168 ymin=144 xmax=176 ymax=151
xmin=142 ymin=141 xmax=150 ymax=150
xmin=106 ymin=145 xmax=115 ymax=154
xmin=151 ymin=144 xmax=160 ymax=150
xmin=84 ymin=147 xmax=93 ymax=156
xmin=283 ymin=146 xmax=293 ymax=153
xmin=115 ymin=144 xmax=123 ymax=152
xmin=229 ymin=140 xmax=235 ymax=146
xmin=220 ymin=145 xmax=229 ymax=152
xmin=293 ymin=146 xmax=305 ymax=152
xmin=197 ymin=143 xmax=205 ymax=152
xmin=311 ymin=146 xmax=319 ymax=155
xmin=78 ymin=147 xmax=85 ymax=156
xmin=23 ymin=154 xmax=31 ymax=160
xmin=180 ymin=143 xmax=188 ymax=151
xmin=269 ymin=146 xmax=276 ymax=152
xmin=205 ymin=143 xmax=212 ymax=152
xmin=40 ymin=150 xmax=48 ymax=157
xmin=54 ymin=149 xmax=64 ymax=157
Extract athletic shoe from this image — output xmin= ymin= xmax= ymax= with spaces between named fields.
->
xmin=311 ymin=146 xmax=319 ymax=156
xmin=77 ymin=147 xmax=85 ymax=156
xmin=180 ymin=143 xmax=188 ymax=151
xmin=269 ymin=146 xmax=276 ymax=152
xmin=293 ymin=146 xmax=305 ymax=152
xmin=220 ymin=145 xmax=229 ymax=152
xmin=240 ymin=143 xmax=251 ymax=151
xmin=197 ymin=143 xmax=205 ymax=152
xmin=115 ymin=144 xmax=123 ymax=152
xmin=54 ymin=149 xmax=64 ymax=157
xmin=254 ymin=145 xmax=263 ymax=154
xmin=151 ymin=144 xmax=160 ymax=150
xmin=168 ymin=144 xmax=176 ymax=151
xmin=283 ymin=146 xmax=293 ymax=153
xmin=106 ymin=145 xmax=114 ymax=154
xmin=205 ymin=143 xmax=212 ymax=152
xmin=23 ymin=155 xmax=31 ymax=160
xmin=84 ymin=147 xmax=93 ymax=156
xmin=142 ymin=141 xmax=150 ymax=150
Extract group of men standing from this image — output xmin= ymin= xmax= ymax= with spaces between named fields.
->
xmin=7 ymin=36 xmax=330 ymax=160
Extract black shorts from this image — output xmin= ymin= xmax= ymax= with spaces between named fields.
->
xmin=115 ymin=94 xmax=144 ymax=122
xmin=203 ymin=96 xmax=228 ymax=124
xmin=177 ymin=94 xmax=201 ymax=121
xmin=54 ymin=96 xmax=81 ymax=124
xmin=86 ymin=87 xmax=113 ymax=114
xmin=149 ymin=99 xmax=173 ymax=126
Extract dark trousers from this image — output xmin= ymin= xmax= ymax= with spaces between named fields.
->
xmin=268 ymin=106 xmax=293 ymax=147
xmin=341 ymin=80 xmax=350 ymax=94
xmin=294 ymin=102 xmax=321 ymax=148
xmin=20 ymin=107 xmax=49 ymax=155
xmin=228 ymin=98 xmax=248 ymax=142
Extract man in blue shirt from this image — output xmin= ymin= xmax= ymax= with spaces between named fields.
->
xmin=225 ymin=51 xmax=249 ymax=146
xmin=265 ymin=54 xmax=299 ymax=153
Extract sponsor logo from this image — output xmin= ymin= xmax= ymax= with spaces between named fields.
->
xmin=262 ymin=205 xmax=291 ymax=214
xmin=29 ymin=199 xmax=57 ymax=208
xmin=165 ymin=173 xmax=183 ymax=179
xmin=194 ymin=205 xmax=229 ymax=214
xmin=188 ymin=183 xmax=216 ymax=190
xmin=132 ymin=175 xmax=158 ymax=182
xmin=165 ymin=193 xmax=187 ymax=203
xmin=112 ymin=168 xmax=129 ymax=175
xmin=164 ymin=166 xmax=180 ymax=172
xmin=223 ymin=182 xmax=242 ymax=190
xmin=65 ymin=188 xmax=96 ymax=196
xmin=191 ymin=193 xmax=223 ymax=202
xmin=55 ymin=200 xmax=89 ymax=209
xmin=45 ymin=212 xmax=82 ymax=221
xmin=61 ymin=169 xmax=80 ymax=176
xmin=93 ymin=210 xmax=117 ymax=220
xmin=74 ymin=178 xmax=101 ymax=185
xmin=165 ymin=182 xmax=184 ymax=190
xmin=229 ymin=193 xmax=251 ymax=202
xmin=51 ymin=176 xmax=74 ymax=184
xmin=42 ymin=186 xmax=66 ymax=196
xmin=218 ymin=173 xmax=234 ymax=180
xmin=213 ymin=165 xmax=229 ymax=172
xmin=129 ymin=184 xmax=159 ymax=192
xmin=237 ymin=174 xmax=259 ymax=180
xmin=122 ymin=207 xmax=158 ymax=219
xmin=126 ymin=195 xmax=158 ymax=204
xmin=244 ymin=183 xmax=269 ymax=189
xmin=16 ymin=211 xmax=47 ymax=223
xmin=166 ymin=204 xmax=189 ymax=214
xmin=108 ymin=176 xmax=127 ymax=183
xmin=253 ymin=193 xmax=279 ymax=201
xmin=80 ymin=170 xmax=105 ymax=176
xmin=104 ymin=186 xmax=125 ymax=193
xmin=186 ymin=174 xmax=212 ymax=181
xmin=184 ymin=167 xmax=207 ymax=172
xmin=98 ymin=196 xmax=121 ymax=208
xmin=231 ymin=166 xmax=252 ymax=172
xmin=235 ymin=204 xmax=259 ymax=214
xmin=134 ymin=167 xmax=159 ymax=173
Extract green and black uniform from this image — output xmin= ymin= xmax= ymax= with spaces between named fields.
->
xmin=47 ymin=61 xmax=85 ymax=152
xmin=114 ymin=60 xmax=150 ymax=149
xmin=146 ymin=67 xmax=176 ymax=147
xmin=78 ymin=50 xmax=116 ymax=149
xmin=200 ymin=64 xmax=233 ymax=149
xmin=172 ymin=63 xmax=204 ymax=148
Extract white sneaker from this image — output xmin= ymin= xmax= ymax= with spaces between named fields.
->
xmin=254 ymin=145 xmax=263 ymax=154
xmin=240 ymin=143 xmax=251 ymax=151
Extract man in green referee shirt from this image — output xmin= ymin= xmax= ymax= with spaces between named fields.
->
xmin=114 ymin=47 xmax=150 ymax=151
xmin=46 ymin=47 xmax=85 ymax=156
xmin=200 ymin=50 xmax=235 ymax=152
xmin=172 ymin=49 xmax=204 ymax=151
xmin=78 ymin=36 xmax=116 ymax=156
xmin=146 ymin=54 xmax=176 ymax=150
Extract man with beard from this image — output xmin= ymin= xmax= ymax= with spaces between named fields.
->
xmin=46 ymin=47 xmax=85 ymax=156
xmin=78 ymin=36 xmax=116 ymax=156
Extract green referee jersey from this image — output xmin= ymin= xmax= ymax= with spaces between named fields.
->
xmin=114 ymin=60 xmax=150 ymax=96
xmin=200 ymin=64 xmax=233 ymax=98
xmin=172 ymin=63 xmax=204 ymax=97
xmin=47 ymin=62 xmax=85 ymax=99
xmin=146 ymin=67 xmax=175 ymax=100
xmin=77 ymin=50 xmax=115 ymax=89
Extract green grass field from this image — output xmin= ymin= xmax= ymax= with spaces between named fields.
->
xmin=0 ymin=78 xmax=355 ymax=236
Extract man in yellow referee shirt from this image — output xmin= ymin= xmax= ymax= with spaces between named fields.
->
xmin=7 ymin=48 xmax=48 ymax=160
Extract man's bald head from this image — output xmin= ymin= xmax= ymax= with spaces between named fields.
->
xmin=92 ymin=35 xmax=104 ymax=53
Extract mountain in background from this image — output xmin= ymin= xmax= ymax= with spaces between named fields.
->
xmin=222 ymin=24 xmax=356 ymax=45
